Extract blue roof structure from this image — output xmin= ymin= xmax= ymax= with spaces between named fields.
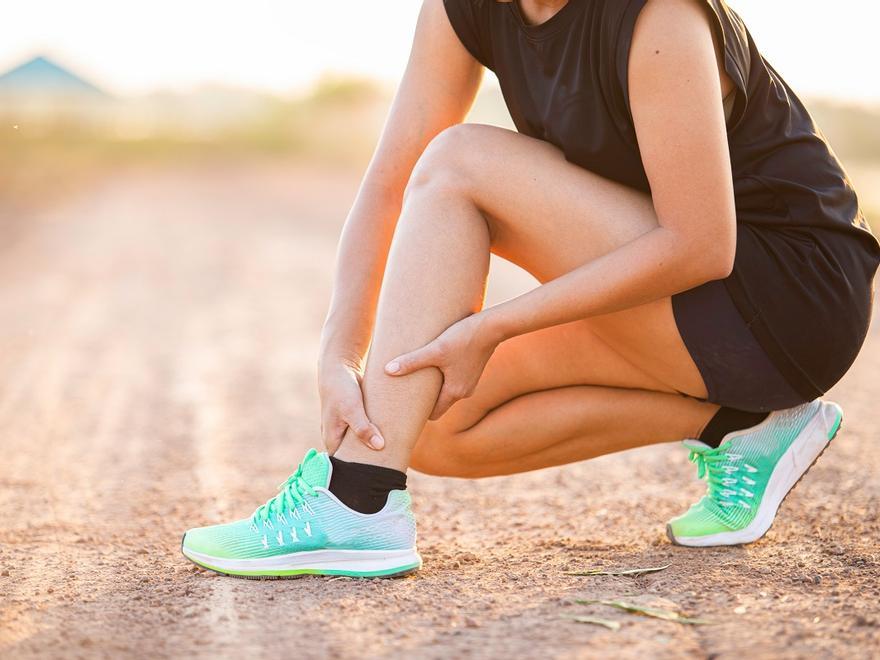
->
xmin=0 ymin=55 xmax=106 ymax=96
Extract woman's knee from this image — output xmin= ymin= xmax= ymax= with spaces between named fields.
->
xmin=403 ymin=124 xmax=489 ymax=202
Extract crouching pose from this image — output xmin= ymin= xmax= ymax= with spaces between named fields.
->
xmin=181 ymin=0 xmax=879 ymax=577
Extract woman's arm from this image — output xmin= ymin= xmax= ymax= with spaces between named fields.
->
xmin=318 ymin=0 xmax=483 ymax=452
xmin=319 ymin=0 xmax=483 ymax=370
xmin=383 ymin=0 xmax=737 ymax=418
xmin=483 ymin=0 xmax=737 ymax=343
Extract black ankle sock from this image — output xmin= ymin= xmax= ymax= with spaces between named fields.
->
xmin=699 ymin=407 xmax=770 ymax=448
xmin=327 ymin=456 xmax=407 ymax=514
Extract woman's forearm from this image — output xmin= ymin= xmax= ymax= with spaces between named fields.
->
xmin=484 ymin=225 xmax=734 ymax=343
xmin=319 ymin=179 xmax=404 ymax=367
xmin=317 ymin=0 xmax=485 ymax=369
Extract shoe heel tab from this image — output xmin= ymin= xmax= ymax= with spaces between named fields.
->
xmin=819 ymin=400 xmax=843 ymax=436
xmin=382 ymin=488 xmax=413 ymax=511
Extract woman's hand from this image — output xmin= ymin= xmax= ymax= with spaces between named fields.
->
xmin=384 ymin=312 xmax=501 ymax=420
xmin=318 ymin=358 xmax=386 ymax=454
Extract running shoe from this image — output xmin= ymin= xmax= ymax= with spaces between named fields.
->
xmin=181 ymin=448 xmax=421 ymax=578
xmin=666 ymin=400 xmax=843 ymax=547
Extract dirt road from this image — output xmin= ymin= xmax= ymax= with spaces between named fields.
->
xmin=0 ymin=161 xmax=877 ymax=659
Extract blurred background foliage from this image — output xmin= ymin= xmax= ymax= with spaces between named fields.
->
xmin=1 ymin=56 xmax=878 ymax=226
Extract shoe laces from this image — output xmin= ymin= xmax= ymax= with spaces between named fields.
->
xmin=689 ymin=444 xmax=758 ymax=510
xmin=252 ymin=461 xmax=317 ymax=525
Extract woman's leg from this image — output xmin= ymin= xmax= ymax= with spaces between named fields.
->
xmin=331 ymin=133 xmax=494 ymax=470
xmin=334 ymin=123 xmax=713 ymax=472
xmin=410 ymin=320 xmax=715 ymax=478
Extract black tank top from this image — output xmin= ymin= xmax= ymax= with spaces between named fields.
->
xmin=443 ymin=0 xmax=880 ymax=399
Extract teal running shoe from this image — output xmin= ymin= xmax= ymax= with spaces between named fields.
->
xmin=667 ymin=400 xmax=843 ymax=547
xmin=181 ymin=448 xmax=421 ymax=578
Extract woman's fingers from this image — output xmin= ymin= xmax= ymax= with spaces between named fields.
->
xmin=318 ymin=361 xmax=386 ymax=453
xmin=343 ymin=402 xmax=386 ymax=450
xmin=385 ymin=343 xmax=440 ymax=376
xmin=320 ymin=400 xmax=385 ymax=453
xmin=322 ymin=415 xmax=346 ymax=455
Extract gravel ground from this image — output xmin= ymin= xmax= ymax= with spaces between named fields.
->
xmin=1 ymin=161 xmax=877 ymax=659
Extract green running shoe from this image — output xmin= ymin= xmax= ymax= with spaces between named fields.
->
xmin=181 ymin=448 xmax=421 ymax=578
xmin=667 ymin=400 xmax=843 ymax=547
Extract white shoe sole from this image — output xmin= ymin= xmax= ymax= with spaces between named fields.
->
xmin=669 ymin=401 xmax=843 ymax=547
xmin=181 ymin=543 xmax=422 ymax=579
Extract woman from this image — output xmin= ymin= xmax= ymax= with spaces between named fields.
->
xmin=181 ymin=0 xmax=879 ymax=578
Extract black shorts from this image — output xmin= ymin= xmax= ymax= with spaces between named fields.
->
xmin=671 ymin=278 xmax=808 ymax=412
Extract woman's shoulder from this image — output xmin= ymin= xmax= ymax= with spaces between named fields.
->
xmin=441 ymin=0 xmax=497 ymax=68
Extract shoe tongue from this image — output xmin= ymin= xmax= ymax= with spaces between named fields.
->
xmin=299 ymin=448 xmax=331 ymax=488
xmin=683 ymin=439 xmax=712 ymax=451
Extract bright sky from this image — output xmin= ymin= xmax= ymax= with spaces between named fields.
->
xmin=2 ymin=0 xmax=878 ymax=103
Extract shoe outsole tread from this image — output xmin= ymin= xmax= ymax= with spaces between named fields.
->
xmin=180 ymin=534 xmax=420 ymax=580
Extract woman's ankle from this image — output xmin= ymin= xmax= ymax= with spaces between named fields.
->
xmin=327 ymin=456 xmax=407 ymax=513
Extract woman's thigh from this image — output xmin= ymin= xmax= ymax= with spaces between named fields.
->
xmin=432 ymin=317 xmax=678 ymax=435
xmin=428 ymin=122 xmax=707 ymax=398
